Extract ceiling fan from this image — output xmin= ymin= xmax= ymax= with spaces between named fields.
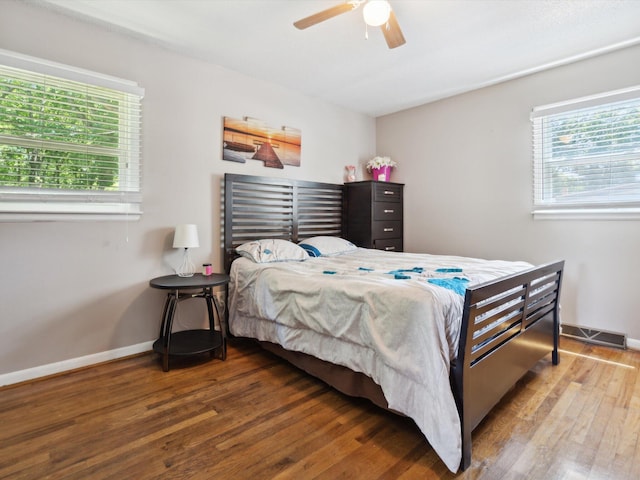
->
xmin=294 ymin=0 xmax=406 ymax=49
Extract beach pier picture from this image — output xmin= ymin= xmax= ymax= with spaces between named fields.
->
xmin=223 ymin=116 xmax=301 ymax=168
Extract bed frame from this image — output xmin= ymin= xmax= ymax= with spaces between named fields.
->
xmin=222 ymin=173 xmax=564 ymax=471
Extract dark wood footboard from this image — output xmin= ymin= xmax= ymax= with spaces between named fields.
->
xmin=451 ymin=260 xmax=564 ymax=470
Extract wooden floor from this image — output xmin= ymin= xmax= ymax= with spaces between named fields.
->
xmin=1 ymin=336 xmax=640 ymax=479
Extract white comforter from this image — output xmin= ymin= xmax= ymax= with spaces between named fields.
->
xmin=228 ymin=248 xmax=531 ymax=472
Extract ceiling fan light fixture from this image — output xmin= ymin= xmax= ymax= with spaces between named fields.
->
xmin=363 ymin=0 xmax=391 ymax=27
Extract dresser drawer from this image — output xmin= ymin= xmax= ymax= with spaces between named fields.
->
xmin=374 ymin=183 xmax=402 ymax=202
xmin=372 ymin=221 xmax=402 ymax=239
xmin=373 ymin=238 xmax=403 ymax=252
xmin=373 ymin=202 xmax=402 ymax=220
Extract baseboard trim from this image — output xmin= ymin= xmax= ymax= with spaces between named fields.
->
xmin=0 ymin=341 xmax=154 ymax=387
xmin=627 ymin=338 xmax=640 ymax=351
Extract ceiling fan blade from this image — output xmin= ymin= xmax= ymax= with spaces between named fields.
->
xmin=381 ymin=10 xmax=406 ymax=49
xmin=294 ymin=3 xmax=355 ymax=30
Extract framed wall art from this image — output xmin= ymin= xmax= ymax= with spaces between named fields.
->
xmin=222 ymin=116 xmax=301 ymax=168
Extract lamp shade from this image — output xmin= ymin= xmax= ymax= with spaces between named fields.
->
xmin=363 ymin=0 xmax=391 ymax=27
xmin=173 ymin=224 xmax=199 ymax=249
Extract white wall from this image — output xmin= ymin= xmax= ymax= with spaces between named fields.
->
xmin=0 ymin=1 xmax=375 ymax=381
xmin=377 ymin=44 xmax=640 ymax=343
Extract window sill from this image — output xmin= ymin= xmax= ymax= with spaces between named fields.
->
xmin=0 ymin=202 xmax=142 ymax=222
xmin=532 ymin=208 xmax=640 ymax=221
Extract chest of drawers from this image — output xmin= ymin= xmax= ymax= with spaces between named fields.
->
xmin=343 ymin=181 xmax=404 ymax=252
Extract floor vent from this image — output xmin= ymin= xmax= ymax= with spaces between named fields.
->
xmin=561 ymin=324 xmax=627 ymax=349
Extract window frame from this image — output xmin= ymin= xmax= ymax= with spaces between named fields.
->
xmin=531 ymin=85 xmax=640 ymax=220
xmin=0 ymin=49 xmax=144 ymax=222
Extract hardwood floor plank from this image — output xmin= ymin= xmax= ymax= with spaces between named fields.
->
xmin=270 ymin=410 xmax=380 ymax=479
xmin=508 ymin=381 xmax=582 ymax=477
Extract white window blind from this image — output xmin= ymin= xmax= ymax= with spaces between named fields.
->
xmin=531 ymin=86 xmax=640 ymax=218
xmin=0 ymin=49 xmax=144 ymax=220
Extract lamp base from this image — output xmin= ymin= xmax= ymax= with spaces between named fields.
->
xmin=176 ymin=248 xmax=196 ymax=277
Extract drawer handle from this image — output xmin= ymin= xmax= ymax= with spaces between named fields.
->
xmin=383 ymin=228 xmax=394 ymax=232
xmin=384 ymin=190 xmax=395 ymax=196
xmin=384 ymin=209 xmax=394 ymax=214
xmin=385 ymin=246 xmax=396 ymax=251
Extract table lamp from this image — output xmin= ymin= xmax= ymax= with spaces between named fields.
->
xmin=173 ymin=224 xmax=199 ymax=277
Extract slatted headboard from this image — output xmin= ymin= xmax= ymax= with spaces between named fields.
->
xmin=223 ymin=173 xmax=344 ymax=273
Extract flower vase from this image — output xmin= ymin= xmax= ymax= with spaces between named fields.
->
xmin=371 ymin=165 xmax=392 ymax=182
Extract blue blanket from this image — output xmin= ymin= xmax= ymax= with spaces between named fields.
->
xmin=427 ymin=277 xmax=469 ymax=296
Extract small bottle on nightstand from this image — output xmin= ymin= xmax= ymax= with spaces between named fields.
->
xmin=202 ymin=263 xmax=212 ymax=276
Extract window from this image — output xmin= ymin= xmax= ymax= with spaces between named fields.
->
xmin=531 ymin=86 xmax=640 ymax=219
xmin=0 ymin=49 xmax=144 ymax=220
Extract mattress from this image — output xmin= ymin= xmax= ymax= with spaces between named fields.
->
xmin=228 ymin=248 xmax=532 ymax=471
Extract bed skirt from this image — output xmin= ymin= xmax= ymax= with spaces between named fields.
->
xmin=257 ymin=340 xmax=394 ymax=412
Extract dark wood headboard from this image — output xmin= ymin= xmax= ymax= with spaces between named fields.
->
xmin=223 ymin=174 xmax=344 ymax=273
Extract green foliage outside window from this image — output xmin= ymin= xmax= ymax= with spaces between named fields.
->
xmin=0 ymin=76 xmax=121 ymax=191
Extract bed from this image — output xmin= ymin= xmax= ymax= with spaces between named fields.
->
xmin=222 ymin=173 xmax=564 ymax=472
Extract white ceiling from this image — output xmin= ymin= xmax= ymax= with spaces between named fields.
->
xmin=36 ymin=0 xmax=640 ymax=117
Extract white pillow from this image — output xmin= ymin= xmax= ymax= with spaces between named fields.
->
xmin=236 ymin=239 xmax=309 ymax=263
xmin=298 ymin=236 xmax=357 ymax=257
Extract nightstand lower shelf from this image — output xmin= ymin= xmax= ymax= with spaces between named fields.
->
xmin=152 ymin=329 xmax=223 ymax=357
